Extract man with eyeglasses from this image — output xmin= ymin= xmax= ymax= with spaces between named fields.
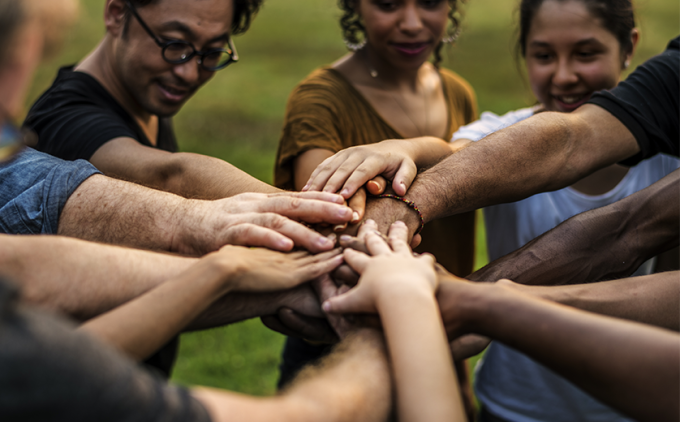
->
xmin=24 ymin=0 xmax=285 ymax=201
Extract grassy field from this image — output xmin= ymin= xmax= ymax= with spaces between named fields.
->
xmin=29 ymin=0 xmax=679 ymax=396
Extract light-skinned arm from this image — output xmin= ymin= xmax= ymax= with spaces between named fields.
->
xmin=79 ymin=245 xmax=344 ymax=360
xmin=437 ymin=276 xmax=679 ymax=422
xmin=193 ymin=328 xmax=392 ymax=422
xmin=324 ymin=222 xmax=465 ymax=422
xmin=57 ymin=174 xmax=354 ymax=255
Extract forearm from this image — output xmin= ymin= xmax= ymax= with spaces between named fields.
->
xmin=469 ymin=170 xmax=680 ymax=285
xmin=0 ymin=234 xmax=195 ymax=320
xmin=400 ymin=136 xmax=453 ymax=168
xmin=79 ymin=257 xmax=234 ymax=360
xmin=194 ymin=329 xmax=392 ymax=422
xmin=161 ymin=152 xmax=279 ymax=199
xmin=509 ymin=272 xmax=680 ymax=331
xmin=468 ymin=285 xmax=679 ymax=422
xmin=378 ymin=288 xmax=463 ymax=422
xmin=406 ymin=106 xmax=637 ymax=221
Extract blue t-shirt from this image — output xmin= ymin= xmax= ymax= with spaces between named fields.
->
xmin=0 ymin=147 xmax=100 ymax=234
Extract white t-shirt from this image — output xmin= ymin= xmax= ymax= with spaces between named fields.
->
xmin=452 ymin=107 xmax=680 ymax=422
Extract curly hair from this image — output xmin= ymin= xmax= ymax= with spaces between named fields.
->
xmin=126 ymin=0 xmax=263 ymax=36
xmin=337 ymin=0 xmax=465 ymax=67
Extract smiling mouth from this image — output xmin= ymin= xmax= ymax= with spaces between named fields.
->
xmin=157 ymin=81 xmax=192 ymax=103
xmin=554 ymin=93 xmax=591 ymax=105
xmin=392 ymin=42 xmax=429 ymax=56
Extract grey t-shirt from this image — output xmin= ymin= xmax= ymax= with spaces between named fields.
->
xmin=0 ymin=279 xmax=211 ymax=422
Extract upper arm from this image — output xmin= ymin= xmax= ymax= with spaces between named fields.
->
xmin=293 ymin=148 xmax=335 ymax=191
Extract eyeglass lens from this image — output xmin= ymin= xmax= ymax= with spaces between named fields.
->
xmin=162 ymin=43 xmax=233 ymax=70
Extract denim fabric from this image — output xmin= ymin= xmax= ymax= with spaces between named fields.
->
xmin=0 ymin=147 xmax=100 ymax=235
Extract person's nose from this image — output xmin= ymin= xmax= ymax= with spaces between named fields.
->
xmin=172 ymin=58 xmax=202 ymax=86
xmin=399 ymin=4 xmax=424 ymax=35
xmin=552 ymin=58 xmax=579 ymax=88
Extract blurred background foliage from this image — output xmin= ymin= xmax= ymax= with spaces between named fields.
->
xmin=28 ymin=0 xmax=679 ymax=395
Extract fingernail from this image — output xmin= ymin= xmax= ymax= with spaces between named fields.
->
xmin=364 ymin=219 xmax=376 ymax=226
xmin=327 ymin=233 xmax=337 ymax=244
xmin=394 ymin=221 xmax=406 ymax=226
xmin=340 ymin=234 xmax=352 ymax=243
xmin=351 ymin=211 xmax=360 ymax=223
xmin=317 ymin=237 xmax=332 ymax=247
xmin=302 ymin=184 xmax=310 ymax=191
xmin=337 ymin=207 xmax=352 ymax=219
xmin=333 ymin=224 xmax=345 ymax=232
xmin=279 ymin=238 xmax=294 ymax=249
xmin=340 ymin=188 xmax=350 ymax=197
xmin=322 ymin=301 xmax=331 ymax=312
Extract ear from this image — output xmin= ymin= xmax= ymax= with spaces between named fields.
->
xmin=623 ymin=28 xmax=640 ymax=70
xmin=104 ymin=0 xmax=127 ymax=37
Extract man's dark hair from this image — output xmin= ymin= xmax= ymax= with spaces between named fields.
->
xmin=125 ymin=0 xmax=263 ymax=35
xmin=517 ymin=0 xmax=636 ymax=59
xmin=337 ymin=0 xmax=465 ymax=67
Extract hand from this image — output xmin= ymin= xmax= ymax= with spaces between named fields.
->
xmin=303 ymin=139 xmax=419 ymax=200
xmin=323 ymin=221 xmax=437 ymax=315
xmin=176 ymin=191 xmax=354 ymax=255
xmin=210 ymin=246 xmax=344 ymax=293
xmin=332 ymin=178 xmax=387 ymax=232
xmin=449 ymin=334 xmax=491 ymax=361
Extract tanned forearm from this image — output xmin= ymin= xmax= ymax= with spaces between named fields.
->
xmin=506 ymin=272 xmax=680 ymax=331
xmin=465 ymin=284 xmax=679 ymax=422
xmin=469 ymin=170 xmax=680 ymax=285
xmin=405 ymin=105 xmax=638 ymax=222
xmin=194 ymin=329 xmax=392 ymax=422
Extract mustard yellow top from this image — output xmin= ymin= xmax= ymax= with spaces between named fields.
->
xmin=274 ymin=66 xmax=478 ymax=190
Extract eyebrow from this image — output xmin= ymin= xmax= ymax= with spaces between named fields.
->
xmin=529 ymin=37 xmax=606 ymax=49
xmin=158 ymin=20 xmax=231 ymax=44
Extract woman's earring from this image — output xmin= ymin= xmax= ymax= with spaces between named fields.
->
xmin=623 ymin=60 xmax=631 ymax=69
xmin=344 ymin=38 xmax=366 ymax=51
xmin=442 ymin=27 xmax=461 ymax=44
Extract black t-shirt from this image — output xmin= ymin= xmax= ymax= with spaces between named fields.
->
xmin=25 ymin=66 xmax=178 ymax=160
xmin=589 ymin=36 xmax=679 ymax=166
xmin=0 ymin=279 xmax=211 ymax=422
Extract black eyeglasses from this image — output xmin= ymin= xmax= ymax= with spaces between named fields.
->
xmin=125 ymin=0 xmax=238 ymax=71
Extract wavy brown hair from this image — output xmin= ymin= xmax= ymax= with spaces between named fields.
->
xmin=338 ymin=0 xmax=465 ymax=67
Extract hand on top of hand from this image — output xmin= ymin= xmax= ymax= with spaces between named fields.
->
xmin=177 ymin=191 xmax=355 ymax=255
xmin=302 ymin=140 xmax=419 ymax=200
xmin=322 ymin=220 xmax=437 ymax=315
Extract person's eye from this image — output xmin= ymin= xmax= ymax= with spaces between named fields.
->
xmin=532 ymin=52 xmax=552 ymax=61
xmin=576 ymin=50 xmax=599 ymax=60
xmin=374 ymin=0 xmax=398 ymax=11
xmin=420 ymin=0 xmax=445 ymax=8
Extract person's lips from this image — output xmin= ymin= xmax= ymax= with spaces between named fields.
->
xmin=392 ymin=42 xmax=429 ymax=57
xmin=157 ymin=81 xmax=192 ymax=103
xmin=552 ymin=92 xmax=592 ymax=112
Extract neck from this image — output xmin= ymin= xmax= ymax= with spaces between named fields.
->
xmin=76 ymin=36 xmax=156 ymax=131
xmin=360 ymin=45 xmax=426 ymax=92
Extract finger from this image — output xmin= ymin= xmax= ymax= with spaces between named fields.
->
xmin=324 ymin=157 xmax=370 ymax=198
xmin=272 ymin=191 xmax=346 ymax=204
xmin=357 ymin=219 xmax=378 ymax=241
xmin=256 ymin=197 xmax=353 ymax=225
xmin=347 ymin=188 xmax=366 ymax=223
xmin=340 ymin=160 xmax=389 ymax=199
xmin=322 ymin=288 xmax=372 ymax=314
xmin=305 ymin=154 xmax=347 ymax=192
xmin=450 ymin=335 xmax=491 ymax=361
xmin=338 ymin=235 xmax=369 ymax=254
xmin=277 ymin=309 xmax=339 ymax=343
xmin=331 ymin=264 xmax=360 ymax=287
xmin=224 ymin=223 xmax=295 ymax=251
xmin=387 ymin=221 xmax=411 ymax=253
xmin=237 ymin=214 xmax=337 ymax=253
xmin=311 ymin=273 xmax=340 ymax=302
xmin=410 ymin=233 xmax=422 ymax=248
xmin=366 ymin=176 xmax=387 ymax=196
xmin=296 ymin=253 xmax=345 ymax=283
xmin=392 ymin=161 xmax=418 ymax=196
xmin=261 ymin=315 xmax=300 ymax=338
xmin=343 ymin=248 xmax=372 ymax=274
xmin=364 ymin=231 xmax=392 ymax=256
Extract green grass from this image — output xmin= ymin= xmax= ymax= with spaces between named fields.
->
xmin=29 ymin=0 xmax=679 ymax=395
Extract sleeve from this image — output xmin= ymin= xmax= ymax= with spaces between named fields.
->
xmin=588 ymin=38 xmax=679 ymax=165
xmin=26 ymin=91 xmax=139 ymax=161
xmin=451 ymin=108 xmax=536 ymax=142
xmin=0 ymin=148 xmax=101 ymax=235
xmin=274 ymin=76 xmax=347 ymax=190
xmin=0 ymin=279 xmax=212 ymax=422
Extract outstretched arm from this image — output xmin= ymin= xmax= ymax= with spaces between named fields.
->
xmin=469 ymin=169 xmax=679 ymax=285
xmin=193 ymin=329 xmax=391 ymax=422
xmin=437 ymin=276 xmax=680 ymax=422
xmin=58 ymin=174 xmax=353 ymax=255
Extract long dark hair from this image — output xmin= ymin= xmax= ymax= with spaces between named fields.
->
xmin=517 ymin=0 xmax=636 ymax=58
xmin=338 ymin=0 xmax=465 ymax=67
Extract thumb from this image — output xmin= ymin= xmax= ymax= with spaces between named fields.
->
xmin=322 ymin=287 xmax=369 ymax=314
xmin=393 ymin=160 xmax=417 ymax=196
